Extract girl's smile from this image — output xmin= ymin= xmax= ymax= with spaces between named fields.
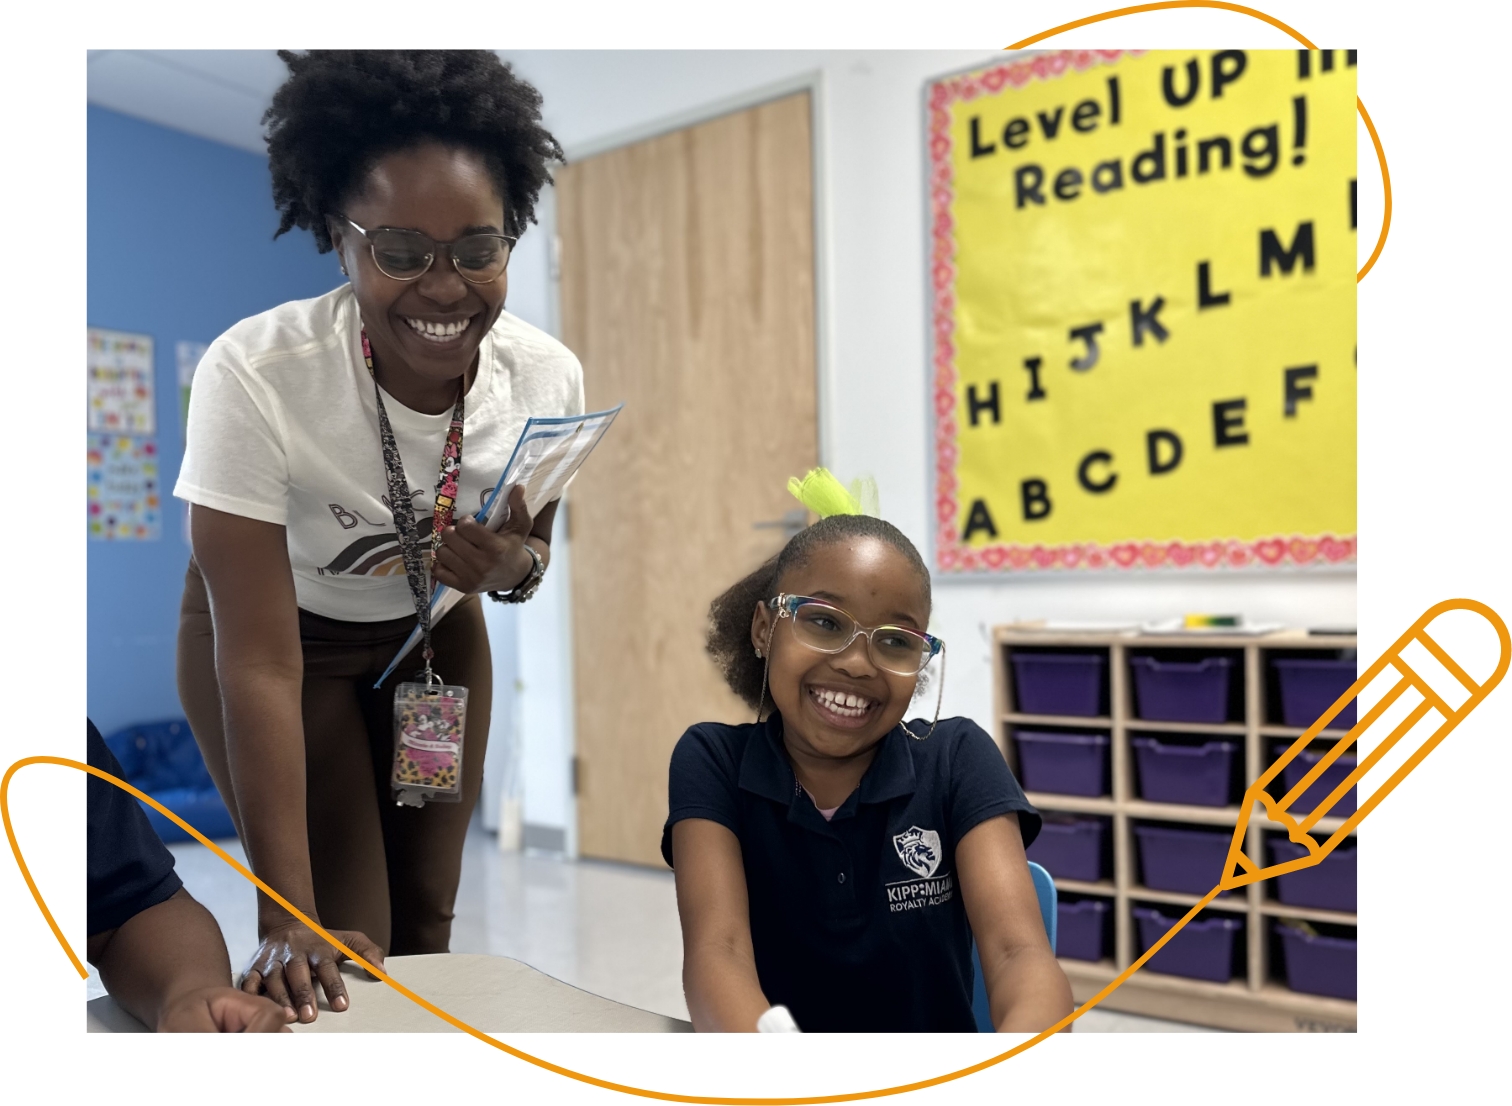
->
xmin=805 ymin=681 xmax=882 ymax=730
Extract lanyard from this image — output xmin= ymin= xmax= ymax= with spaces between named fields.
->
xmin=362 ymin=327 xmax=465 ymax=681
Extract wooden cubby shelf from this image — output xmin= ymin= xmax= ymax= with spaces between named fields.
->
xmin=1259 ymin=724 xmax=1353 ymax=739
xmin=1125 ymin=719 xmax=1248 ymax=735
xmin=1129 ymin=886 xmax=1249 ymax=912
xmin=994 ymin=626 xmax=1358 ymax=1033
xmin=1005 ymin=711 xmax=1114 ymax=727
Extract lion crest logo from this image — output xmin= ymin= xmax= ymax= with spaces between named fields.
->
xmin=892 ymin=826 xmax=942 ymax=879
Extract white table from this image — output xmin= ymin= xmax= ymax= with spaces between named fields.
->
xmin=87 ymin=953 xmax=693 ymax=1033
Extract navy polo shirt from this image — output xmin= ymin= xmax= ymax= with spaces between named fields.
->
xmin=87 ymin=720 xmax=183 ymax=937
xmin=662 ymin=714 xmax=1039 ymax=1032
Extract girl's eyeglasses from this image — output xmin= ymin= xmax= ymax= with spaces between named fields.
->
xmin=766 ymin=594 xmax=943 ymax=677
xmin=340 ymin=217 xmax=516 ymax=284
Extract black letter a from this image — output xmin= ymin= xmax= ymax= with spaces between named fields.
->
xmin=962 ymin=498 xmax=999 ymax=541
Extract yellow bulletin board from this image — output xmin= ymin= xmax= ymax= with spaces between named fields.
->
xmin=927 ymin=49 xmax=1356 ymax=573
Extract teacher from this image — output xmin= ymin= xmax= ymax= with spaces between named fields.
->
xmin=174 ymin=51 xmax=580 ymax=1024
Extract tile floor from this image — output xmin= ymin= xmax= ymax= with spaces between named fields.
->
xmin=89 ymin=818 xmax=1216 ymax=1032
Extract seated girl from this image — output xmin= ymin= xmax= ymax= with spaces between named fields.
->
xmin=661 ymin=476 xmax=1073 ymax=1032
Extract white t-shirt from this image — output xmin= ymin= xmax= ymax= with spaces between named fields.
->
xmin=175 ymin=284 xmax=585 ymax=621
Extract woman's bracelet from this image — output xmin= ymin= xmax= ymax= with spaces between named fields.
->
xmin=488 ymin=542 xmax=546 ymax=604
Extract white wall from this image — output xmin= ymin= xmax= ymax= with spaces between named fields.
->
xmin=488 ymin=185 xmax=580 ymax=853
xmin=498 ymin=50 xmax=1357 ymax=843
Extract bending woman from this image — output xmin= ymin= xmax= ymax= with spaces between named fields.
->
xmin=175 ymin=51 xmax=580 ymax=1024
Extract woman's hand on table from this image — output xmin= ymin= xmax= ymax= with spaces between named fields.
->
xmin=158 ymin=986 xmax=292 ymax=1032
xmin=432 ymin=484 xmax=544 ymax=594
xmin=242 ymin=921 xmax=386 ymax=1024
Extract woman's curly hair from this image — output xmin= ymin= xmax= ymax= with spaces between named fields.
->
xmin=707 ymin=515 xmax=932 ymax=711
xmin=263 ymin=50 xmax=564 ymax=251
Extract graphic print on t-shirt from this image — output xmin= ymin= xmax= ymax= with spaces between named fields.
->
xmin=318 ymin=486 xmax=495 ymax=577
xmin=320 ymin=515 xmax=431 ymax=576
xmin=887 ymin=825 xmax=954 ymax=913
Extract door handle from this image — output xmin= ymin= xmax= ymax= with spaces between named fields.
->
xmin=753 ymin=509 xmax=808 ymax=539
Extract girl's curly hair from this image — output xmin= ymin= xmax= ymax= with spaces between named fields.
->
xmin=706 ymin=515 xmax=932 ymax=710
xmin=263 ymin=50 xmax=564 ymax=251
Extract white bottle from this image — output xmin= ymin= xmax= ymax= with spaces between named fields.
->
xmin=756 ymin=1005 xmax=801 ymax=1033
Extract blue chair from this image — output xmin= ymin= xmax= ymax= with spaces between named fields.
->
xmin=971 ymin=860 xmax=1057 ymax=1032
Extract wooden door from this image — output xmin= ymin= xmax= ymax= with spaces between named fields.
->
xmin=557 ymin=92 xmax=818 ymax=867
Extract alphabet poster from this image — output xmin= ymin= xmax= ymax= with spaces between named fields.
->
xmin=88 ymin=327 xmax=155 ymax=436
xmin=87 ymin=434 xmax=161 ymax=541
xmin=927 ymin=50 xmax=1356 ymax=573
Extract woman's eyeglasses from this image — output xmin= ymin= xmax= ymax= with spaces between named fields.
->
xmin=340 ymin=217 xmax=516 ymax=284
xmin=767 ymin=594 xmax=943 ymax=676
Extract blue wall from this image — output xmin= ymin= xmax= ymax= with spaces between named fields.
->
xmin=88 ymin=105 xmax=340 ymax=734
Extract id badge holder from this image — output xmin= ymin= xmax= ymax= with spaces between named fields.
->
xmin=391 ymin=677 xmax=468 ymax=808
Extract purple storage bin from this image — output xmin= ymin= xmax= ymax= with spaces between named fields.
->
xmin=1267 ymin=838 xmax=1357 ymax=913
xmin=1130 ymin=656 xmax=1233 ymax=723
xmin=1134 ymin=908 xmax=1242 ymax=982
xmin=1132 ymin=737 xmax=1237 ymax=807
xmin=1025 ymin=816 xmax=1105 ymax=882
xmin=1276 ymin=923 xmax=1356 ymax=1000
xmin=1280 ymin=748 xmax=1358 ymax=816
xmin=1274 ymin=658 xmax=1358 ymax=729
xmin=1134 ymin=824 xmax=1233 ymax=895
xmin=1015 ymin=731 xmax=1110 ymax=797
xmin=1010 ymin=653 xmax=1105 ymax=717
xmin=1057 ymin=899 xmax=1111 ymax=962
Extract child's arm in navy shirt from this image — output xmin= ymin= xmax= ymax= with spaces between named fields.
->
xmin=958 ymin=813 xmax=1075 ymax=1032
xmin=88 ymin=888 xmax=292 ymax=1032
xmin=87 ymin=722 xmax=290 ymax=1032
xmin=671 ymin=819 xmax=775 ymax=1032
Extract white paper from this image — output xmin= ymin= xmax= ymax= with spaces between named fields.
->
xmin=375 ymin=405 xmax=622 ymax=686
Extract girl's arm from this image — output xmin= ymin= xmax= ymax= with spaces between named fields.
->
xmin=671 ymin=818 xmax=774 ymax=1032
xmin=957 ymin=813 xmax=1075 ymax=1033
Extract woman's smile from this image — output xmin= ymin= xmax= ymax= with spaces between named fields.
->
xmin=399 ymin=311 xmax=474 ymax=341
xmin=398 ymin=311 xmax=480 ymax=351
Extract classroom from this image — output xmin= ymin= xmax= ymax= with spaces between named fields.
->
xmin=84 ymin=47 xmax=1359 ymax=1035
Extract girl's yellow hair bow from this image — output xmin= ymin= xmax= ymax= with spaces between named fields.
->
xmin=787 ymin=468 xmax=880 ymax=520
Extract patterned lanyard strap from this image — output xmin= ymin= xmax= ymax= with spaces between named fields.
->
xmin=362 ymin=328 xmax=465 ymax=680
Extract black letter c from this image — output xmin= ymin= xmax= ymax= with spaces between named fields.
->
xmin=1077 ymin=451 xmax=1118 ymax=493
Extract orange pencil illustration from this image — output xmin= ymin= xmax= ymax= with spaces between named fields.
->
xmin=1221 ymin=599 xmax=1510 ymax=892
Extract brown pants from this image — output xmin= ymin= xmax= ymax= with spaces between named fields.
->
xmin=177 ymin=561 xmax=492 ymax=956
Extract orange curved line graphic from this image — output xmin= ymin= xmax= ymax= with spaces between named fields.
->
xmin=8 ymin=600 xmax=1505 ymax=1102
xmin=1005 ymin=1 xmax=1391 ymax=284
xmin=1354 ymin=97 xmax=1391 ymax=281
xmin=1008 ymin=1 xmax=1317 ymax=50
xmin=1016 ymin=0 xmax=1312 ymax=49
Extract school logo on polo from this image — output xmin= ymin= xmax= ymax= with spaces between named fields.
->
xmin=886 ymin=826 xmax=954 ymax=913
xmin=893 ymin=826 xmax=942 ymax=878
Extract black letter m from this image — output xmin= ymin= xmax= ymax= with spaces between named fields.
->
xmin=1260 ymin=221 xmax=1315 ymax=277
